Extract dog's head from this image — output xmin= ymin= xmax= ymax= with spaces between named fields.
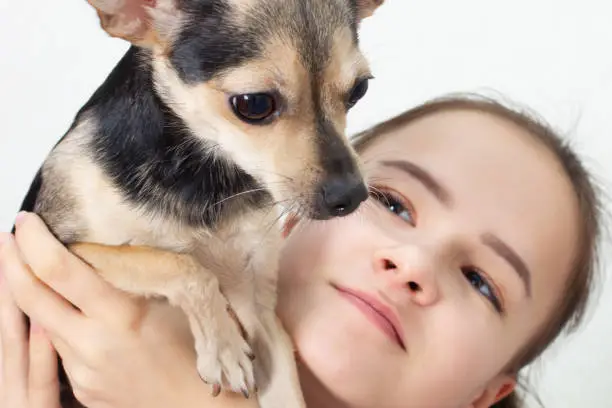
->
xmin=87 ymin=0 xmax=384 ymax=220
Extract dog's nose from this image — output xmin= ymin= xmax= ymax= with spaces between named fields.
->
xmin=316 ymin=175 xmax=369 ymax=219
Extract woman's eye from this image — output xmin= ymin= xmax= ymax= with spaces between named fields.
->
xmin=462 ymin=267 xmax=504 ymax=314
xmin=370 ymin=190 xmax=415 ymax=225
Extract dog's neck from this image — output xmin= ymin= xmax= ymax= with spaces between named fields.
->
xmin=75 ymin=46 xmax=270 ymax=228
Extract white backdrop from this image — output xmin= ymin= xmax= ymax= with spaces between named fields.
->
xmin=1 ymin=0 xmax=611 ymax=406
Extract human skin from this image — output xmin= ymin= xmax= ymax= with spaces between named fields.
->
xmin=0 ymin=109 xmax=580 ymax=408
xmin=277 ymin=109 xmax=580 ymax=408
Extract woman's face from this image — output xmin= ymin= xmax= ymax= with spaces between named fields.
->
xmin=276 ymin=110 xmax=581 ymax=408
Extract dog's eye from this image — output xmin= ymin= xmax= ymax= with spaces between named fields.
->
xmin=230 ymin=93 xmax=277 ymax=124
xmin=346 ymin=77 xmax=370 ymax=109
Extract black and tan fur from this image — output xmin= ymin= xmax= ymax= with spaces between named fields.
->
xmin=16 ymin=0 xmax=384 ymax=406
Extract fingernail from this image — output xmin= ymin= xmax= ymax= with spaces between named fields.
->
xmin=14 ymin=211 xmax=27 ymax=227
xmin=15 ymin=211 xmax=27 ymax=227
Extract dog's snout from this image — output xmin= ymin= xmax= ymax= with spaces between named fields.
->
xmin=311 ymin=119 xmax=368 ymax=219
xmin=316 ymin=175 xmax=368 ymax=219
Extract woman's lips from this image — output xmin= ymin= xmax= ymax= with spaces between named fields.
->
xmin=332 ymin=283 xmax=406 ymax=351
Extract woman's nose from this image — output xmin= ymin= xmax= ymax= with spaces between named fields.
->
xmin=373 ymin=245 xmax=440 ymax=307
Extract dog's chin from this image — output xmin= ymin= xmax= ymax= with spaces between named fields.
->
xmin=304 ymin=206 xmax=357 ymax=222
xmin=309 ymin=211 xmax=346 ymax=222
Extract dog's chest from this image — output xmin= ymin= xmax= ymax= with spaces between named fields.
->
xmin=80 ymin=185 xmax=199 ymax=252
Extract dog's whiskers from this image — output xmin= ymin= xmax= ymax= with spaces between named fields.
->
xmin=212 ymin=187 xmax=270 ymax=207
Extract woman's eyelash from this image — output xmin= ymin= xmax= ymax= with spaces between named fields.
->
xmin=461 ymin=266 xmax=505 ymax=314
xmin=369 ymin=188 xmax=416 ymax=225
xmin=369 ymin=187 xmax=504 ymax=315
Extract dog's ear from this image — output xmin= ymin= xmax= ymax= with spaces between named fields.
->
xmin=86 ymin=0 xmax=180 ymax=48
xmin=355 ymin=0 xmax=384 ymax=20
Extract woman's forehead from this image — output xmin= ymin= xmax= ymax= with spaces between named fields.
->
xmin=361 ymin=110 xmax=566 ymax=188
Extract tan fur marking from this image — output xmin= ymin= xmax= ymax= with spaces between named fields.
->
xmin=321 ymin=26 xmax=371 ymax=130
xmin=225 ymin=0 xmax=260 ymax=25
xmin=88 ymin=0 xmax=183 ymax=50
xmin=356 ymin=0 xmax=385 ymax=20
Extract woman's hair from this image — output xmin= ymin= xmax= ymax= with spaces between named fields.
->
xmin=350 ymin=94 xmax=605 ymax=408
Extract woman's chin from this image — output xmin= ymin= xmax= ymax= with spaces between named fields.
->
xmin=295 ymin=326 xmax=389 ymax=407
xmin=298 ymin=357 xmax=377 ymax=408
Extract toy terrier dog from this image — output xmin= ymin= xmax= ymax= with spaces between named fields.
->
xmin=16 ymin=0 xmax=384 ymax=406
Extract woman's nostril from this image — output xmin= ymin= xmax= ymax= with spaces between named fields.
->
xmin=384 ymin=259 xmax=397 ymax=270
xmin=408 ymin=281 xmax=421 ymax=292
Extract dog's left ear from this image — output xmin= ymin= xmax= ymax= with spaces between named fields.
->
xmin=86 ymin=0 xmax=180 ymax=48
xmin=355 ymin=0 xmax=384 ymax=20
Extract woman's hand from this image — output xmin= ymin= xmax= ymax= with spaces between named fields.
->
xmin=0 ymin=242 xmax=61 ymax=408
xmin=0 ymin=212 xmax=259 ymax=408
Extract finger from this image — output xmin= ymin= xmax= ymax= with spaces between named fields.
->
xmin=0 ymin=232 xmax=84 ymax=343
xmin=28 ymin=322 xmax=62 ymax=408
xmin=0 ymin=248 xmax=29 ymax=405
xmin=13 ymin=212 xmax=136 ymax=320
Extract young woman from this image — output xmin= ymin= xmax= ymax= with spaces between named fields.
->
xmin=0 ymin=95 xmax=603 ymax=408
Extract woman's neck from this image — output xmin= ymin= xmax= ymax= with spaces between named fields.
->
xmin=298 ymin=361 xmax=349 ymax=408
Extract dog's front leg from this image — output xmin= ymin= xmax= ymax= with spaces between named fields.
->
xmin=221 ymin=240 xmax=306 ymax=408
xmin=253 ymin=310 xmax=307 ymax=408
xmin=68 ymin=242 xmax=256 ymax=396
xmin=223 ymin=282 xmax=306 ymax=408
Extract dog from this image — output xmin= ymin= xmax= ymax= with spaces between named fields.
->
xmin=15 ymin=0 xmax=384 ymax=406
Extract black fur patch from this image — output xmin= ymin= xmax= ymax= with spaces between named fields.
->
xmin=170 ymin=0 xmax=358 ymax=83
xmin=170 ymin=0 xmax=262 ymax=83
xmin=315 ymin=116 xmax=360 ymax=177
xmin=81 ymin=47 xmax=270 ymax=228
xmin=13 ymin=169 xmax=43 ymax=233
xmin=15 ymin=116 xmax=81 ymax=233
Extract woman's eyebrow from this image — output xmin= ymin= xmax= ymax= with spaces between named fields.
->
xmin=379 ymin=159 xmax=532 ymax=298
xmin=481 ymin=233 xmax=533 ymax=298
xmin=379 ymin=159 xmax=453 ymax=207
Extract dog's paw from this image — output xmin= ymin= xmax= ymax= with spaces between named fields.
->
xmin=194 ymin=313 xmax=256 ymax=398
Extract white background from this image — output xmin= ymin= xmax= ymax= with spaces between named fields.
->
xmin=1 ymin=0 xmax=611 ymax=406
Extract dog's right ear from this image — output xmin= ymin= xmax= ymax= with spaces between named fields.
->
xmin=86 ymin=0 xmax=180 ymax=48
xmin=355 ymin=0 xmax=384 ymax=20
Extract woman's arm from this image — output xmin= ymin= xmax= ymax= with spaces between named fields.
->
xmin=0 ymin=213 xmax=260 ymax=408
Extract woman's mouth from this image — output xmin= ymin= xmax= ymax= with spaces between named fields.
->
xmin=331 ymin=283 xmax=406 ymax=351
